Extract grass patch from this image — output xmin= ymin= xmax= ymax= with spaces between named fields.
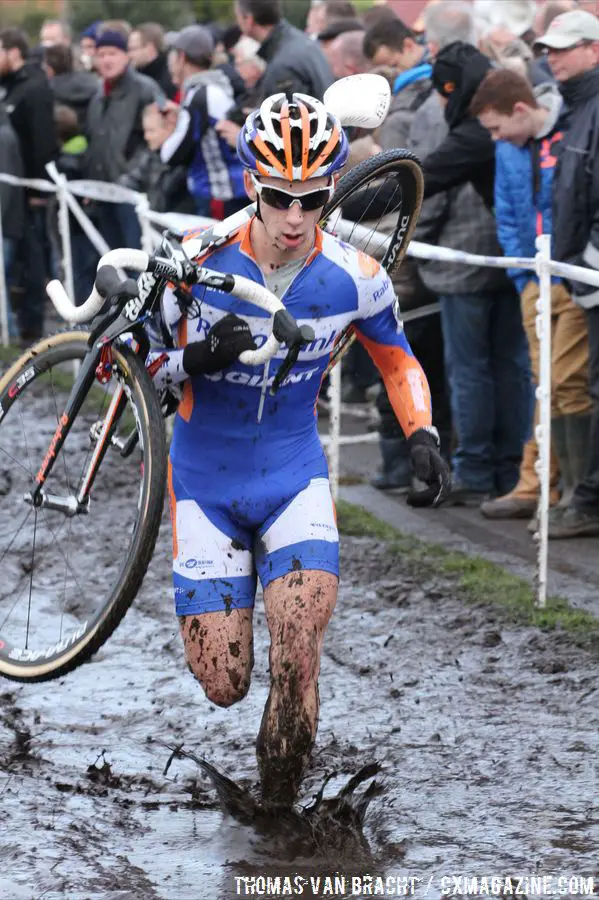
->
xmin=337 ymin=497 xmax=410 ymax=543
xmin=337 ymin=499 xmax=599 ymax=639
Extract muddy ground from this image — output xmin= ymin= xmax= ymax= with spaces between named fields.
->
xmin=0 ymin=371 xmax=597 ymax=899
xmin=1 ymin=507 xmax=598 ymax=899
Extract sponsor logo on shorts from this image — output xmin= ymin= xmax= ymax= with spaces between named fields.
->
xmin=184 ymin=558 xmax=214 ymax=569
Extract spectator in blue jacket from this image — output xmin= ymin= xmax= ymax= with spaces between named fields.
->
xmin=472 ymin=68 xmax=592 ymax=525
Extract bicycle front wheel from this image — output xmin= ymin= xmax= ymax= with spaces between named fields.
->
xmin=0 ymin=331 xmax=167 ymax=682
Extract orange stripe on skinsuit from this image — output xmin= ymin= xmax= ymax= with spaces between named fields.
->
xmin=177 ymin=318 xmax=193 ymax=423
xmin=167 ymin=460 xmax=178 ymax=559
xmin=357 ymin=333 xmax=432 ymax=437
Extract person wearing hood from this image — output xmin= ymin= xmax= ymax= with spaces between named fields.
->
xmin=420 ymin=40 xmax=532 ymax=503
xmin=422 ymin=40 xmax=497 ymax=207
xmin=161 ymin=26 xmax=246 ymax=220
xmin=533 ymin=10 xmax=599 ymax=538
xmin=471 ymin=67 xmax=591 ymax=526
xmin=43 ymin=43 xmax=98 ymax=131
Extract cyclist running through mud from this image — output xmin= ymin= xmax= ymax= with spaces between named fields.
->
xmin=146 ymin=92 xmax=451 ymax=807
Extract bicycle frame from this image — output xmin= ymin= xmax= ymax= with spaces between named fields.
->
xmin=23 ymin=334 xmax=142 ymax=516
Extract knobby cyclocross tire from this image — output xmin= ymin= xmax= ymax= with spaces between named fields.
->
xmin=0 ymin=331 xmax=167 ymax=682
xmin=320 ymin=148 xmax=424 ymax=372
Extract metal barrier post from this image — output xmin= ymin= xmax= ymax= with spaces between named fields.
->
xmin=534 ymin=234 xmax=552 ymax=608
xmin=56 ymin=173 xmax=75 ymax=307
xmin=329 ymin=359 xmax=342 ymax=500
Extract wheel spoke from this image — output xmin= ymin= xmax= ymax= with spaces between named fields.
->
xmin=0 ymin=336 xmax=165 ymax=678
xmin=25 ymin=510 xmax=38 ymax=649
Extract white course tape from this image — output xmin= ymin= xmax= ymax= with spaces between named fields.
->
xmin=0 ymin=173 xmax=56 ymax=192
xmin=64 ymin=179 xmax=141 ymax=206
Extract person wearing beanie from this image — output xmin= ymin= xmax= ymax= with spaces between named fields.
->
xmin=79 ymin=20 xmax=101 ymax=71
xmin=84 ymin=26 xmax=163 ymax=255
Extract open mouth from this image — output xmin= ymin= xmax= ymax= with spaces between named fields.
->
xmin=282 ymin=233 xmax=303 ymax=245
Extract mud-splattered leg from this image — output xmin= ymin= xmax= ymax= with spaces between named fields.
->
xmin=258 ymin=570 xmax=337 ymax=806
xmin=179 ymin=610 xmax=254 ymax=707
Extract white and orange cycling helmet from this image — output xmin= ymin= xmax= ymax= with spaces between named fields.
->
xmin=237 ymin=92 xmax=349 ymax=182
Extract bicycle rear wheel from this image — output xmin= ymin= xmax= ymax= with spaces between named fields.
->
xmin=320 ymin=148 xmax=424 ymax=370
xmin=0 ymin=331 xmax=167 ymax=682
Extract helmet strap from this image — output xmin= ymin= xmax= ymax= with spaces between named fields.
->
xmin=255 ymin=194 xmax=263 ymax=223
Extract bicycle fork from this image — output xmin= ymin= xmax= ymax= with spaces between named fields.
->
xmin=24 ymin=344 xmax=130 ymax=517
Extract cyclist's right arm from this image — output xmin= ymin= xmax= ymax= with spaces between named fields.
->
xmin=145 ymin=286 xmax=187 ymax=390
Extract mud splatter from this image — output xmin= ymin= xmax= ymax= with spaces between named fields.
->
xmin=1 ymin=525 xmax=598 ymax=896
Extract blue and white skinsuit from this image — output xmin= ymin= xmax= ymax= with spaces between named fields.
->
xmin=148 ymin=220 xmax=433 ymax=617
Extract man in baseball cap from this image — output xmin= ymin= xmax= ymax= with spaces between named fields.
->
xmin=534 ymin=9 xmax=599 ymax=53
xmin=534 ymin=9 xmax=599 ymax=538
xmin=161 ymin=24 xmax=247 ymax=219
xmin=170 ymin=24 xmax=214 ymax=66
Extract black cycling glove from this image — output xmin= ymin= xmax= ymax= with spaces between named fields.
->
xmin=182 ymin=314 xmax=256 ymax=376
xmin=406 ymin=427 xmax=452 ymax=508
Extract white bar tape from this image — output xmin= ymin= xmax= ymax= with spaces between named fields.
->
xmin=97 ymin=249 xmax=150 ymax=273
xmin=228 ymin=274 xmax=284 ymax=316
xmin=46 ymin=279 xmax=105 ymax=324
xmin=239 ymin=333 xmax=281 ymax=366
xmin=47 ymin=250 xmax=151 ymax=323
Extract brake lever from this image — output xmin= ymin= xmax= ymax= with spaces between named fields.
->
xmin=269 ymin=323 xmax=315 ymax=396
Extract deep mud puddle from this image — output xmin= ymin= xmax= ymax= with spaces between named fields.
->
xmin=1 ymin=523 xmax=598 ymax=898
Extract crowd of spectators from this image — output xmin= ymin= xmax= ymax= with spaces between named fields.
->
xmin=1 ymin=0 xmax=599 ymax=539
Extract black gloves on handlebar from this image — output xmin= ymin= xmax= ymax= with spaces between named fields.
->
xmin=406 ymin=427 xmax=452 ymax=508
xmin=182 ymin=314 xmax=256 ymax=376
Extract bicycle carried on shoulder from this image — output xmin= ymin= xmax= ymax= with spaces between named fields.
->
xmin=0 ymin=147 xmax=424 ymax=683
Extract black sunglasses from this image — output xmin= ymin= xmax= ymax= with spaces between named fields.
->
xmin=252 ymin=176 xmax=334 ymax=212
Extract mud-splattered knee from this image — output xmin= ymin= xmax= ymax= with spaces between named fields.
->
xmin=197 ymin=666 xmax=252 ymax=708
xmin=179 ymin=611 xmax=254 ymax=706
